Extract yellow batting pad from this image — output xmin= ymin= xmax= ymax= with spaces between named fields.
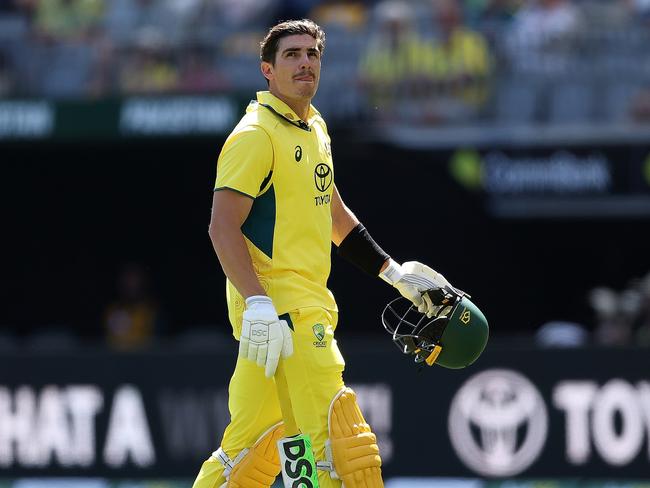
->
xmin=228 ymin=423 xmax=285 ymax=488
xmin=329 ymin=388 xmax=383 ymax=488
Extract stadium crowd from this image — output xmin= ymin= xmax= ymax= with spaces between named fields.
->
xmin=0 ymin=0 xmax=650 ymax=125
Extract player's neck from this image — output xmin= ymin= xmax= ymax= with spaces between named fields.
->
xmin=269 ymin=89 xmax=311 ymax=122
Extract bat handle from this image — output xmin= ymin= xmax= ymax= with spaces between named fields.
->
xmin=274 ymin=359 xmax=300 ymax=437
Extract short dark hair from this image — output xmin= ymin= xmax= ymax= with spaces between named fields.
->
xmin=260 ymin=19 xmax=326 ymax=64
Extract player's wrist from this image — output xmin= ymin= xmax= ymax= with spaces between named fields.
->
xmin=245 ymin=295 xmax=271 ymax=306
xmin=379 ymin=259 xmax=404 ymax=285
xmin=337 ymin=223 xmax=390 ymax=276
xmin=244 ymin=295 xmax=278 ymax=316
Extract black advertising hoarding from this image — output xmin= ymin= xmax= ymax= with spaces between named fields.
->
xmin=357 ymin=345 xmax=650 ymax=479
xmin=0 ymin=344 xmax=649 ymax=479
xmin=0 ymin=97 xmax=238 ymax=140
xmin=446 ymin=146 xmax=650 ymax=218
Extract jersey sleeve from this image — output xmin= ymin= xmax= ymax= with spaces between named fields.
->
xmin=214 ymin=125 xmax=273 ymax=198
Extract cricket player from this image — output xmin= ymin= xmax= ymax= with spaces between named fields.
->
xmin=192 ymin=19 xmax=454 ymax=488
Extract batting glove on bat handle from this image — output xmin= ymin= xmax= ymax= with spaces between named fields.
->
xmin=380 ymin=259 xmax=451 ymax=318
xmin=239 ymin=295 xmax=293 ymax=378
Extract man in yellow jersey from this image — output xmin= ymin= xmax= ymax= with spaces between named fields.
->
xmin=192 ymin=19 xmax=453 ymax=488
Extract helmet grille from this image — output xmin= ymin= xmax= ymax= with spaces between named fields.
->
xmin=381 ymin=287 xmax=463 ymax=364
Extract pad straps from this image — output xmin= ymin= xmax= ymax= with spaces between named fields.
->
xmin=211 ymin=447 xmax=249 ymax=478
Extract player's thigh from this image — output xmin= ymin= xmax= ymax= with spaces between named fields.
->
xmin=192 ymin=456 xmax=224 ymax=488
xmin=283 ymin=308 xmax=345 ymax=456
xmin=193 ymin=355 xmax=283 ymax=488
xmin=221 ymin=354 xmax=283 ymax=456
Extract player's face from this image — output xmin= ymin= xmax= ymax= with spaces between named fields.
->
xmin=262 ymin=34 xmax=321 ymax=105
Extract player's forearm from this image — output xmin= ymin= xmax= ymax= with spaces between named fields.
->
xmin=209 ymin=224 xmax=266 ymax=299
xmin=331 ymin=185 xmax=390 ymax=274
xmin=332 ymin=208 xmax=359 ymax=246
xmin=331 ymin=185 xmax=360 ymax=246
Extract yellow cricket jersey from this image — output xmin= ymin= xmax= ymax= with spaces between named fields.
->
xmin=215 ymin=91 xmax=337 ymax=337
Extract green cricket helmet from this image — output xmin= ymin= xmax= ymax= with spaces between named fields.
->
xmin=381 ymin=285 xmax=489 ymax=369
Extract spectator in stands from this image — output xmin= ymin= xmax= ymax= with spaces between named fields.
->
xmin=210 ymin=0 xmax=279 ymax=29
xmin=178 ymin=43 xmax=228 ymax=93
xmin=192 ymin=0 xmax=281 ymax=90
xmin=104 ymin=0 xmax=196 ymax=46
xmin=196 ymin=0 xmax=279 ymax=43
xmin=358 ymin=0 xmax=432 ymax=122
xmin=104 ymin=262 xmax=165 ymax=350
xmin=118 ymin=26 xmax=179 ymax=94
xmin=471 ymin=0 xmax=520 ymax=50
xmin=104 ymin=1 xmax=196 ymax=95
xmin=32 ymin=0 xmax=104 ymax=43
xmin=310 ymin=0 xmax=369 ymax=32
xmin=0 ymin=1 xmax=32 ymax=95
xmin=19 ymin=0 xmax=106 ymax=97
xmin=506 ymin=0 xmax=582 ymax=74
xmin=419 ymin=0 xmax=492 ymax=124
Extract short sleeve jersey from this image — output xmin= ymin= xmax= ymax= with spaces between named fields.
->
xmin=215 ymin=91 xmax=337 ymax=337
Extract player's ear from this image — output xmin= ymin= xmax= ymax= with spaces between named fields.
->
xmin=261 ymin=61 xmax=273 ymax=82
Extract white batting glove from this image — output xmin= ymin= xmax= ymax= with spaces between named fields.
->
xmin=239 ymin=295 xmax=293 ymax=378
xmin=380 ymin=259 xmax=451 ymax=318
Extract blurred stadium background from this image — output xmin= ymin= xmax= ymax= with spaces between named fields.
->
xmin=1 ymin=0 xmax=650 ymax=486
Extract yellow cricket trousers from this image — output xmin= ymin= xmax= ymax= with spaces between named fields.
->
xmin=192 ymin=307 xmax=345 ymax=488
